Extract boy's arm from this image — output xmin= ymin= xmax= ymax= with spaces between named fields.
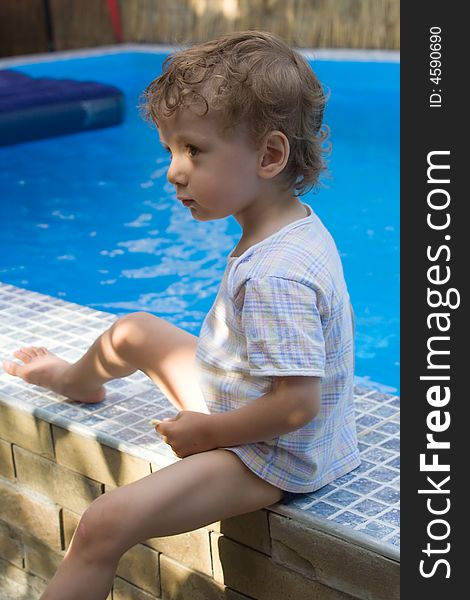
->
xmin=157 ymin=376 xmax=320 ymax=457
xmin=209 ymin=375 xmax=321 ymax=447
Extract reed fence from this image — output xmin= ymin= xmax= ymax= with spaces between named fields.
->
xmin=0 ymin=0 xmax=399 ymax=58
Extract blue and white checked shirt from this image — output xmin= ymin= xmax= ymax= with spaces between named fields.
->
xmin=195 ymin=204 xmax=360 ymax=492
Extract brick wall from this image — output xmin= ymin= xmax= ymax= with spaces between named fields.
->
xmin=0 ymin=400 xmax=399 ymax=599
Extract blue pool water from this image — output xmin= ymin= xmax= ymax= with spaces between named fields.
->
xmin=0 ymin=51 xmax=399 ymax=391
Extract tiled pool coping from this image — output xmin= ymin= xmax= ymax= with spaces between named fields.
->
xmin=0 ymin=44 xmax=400 ymax=70
xmin=0 ymin=282 xmax=399 ymax=562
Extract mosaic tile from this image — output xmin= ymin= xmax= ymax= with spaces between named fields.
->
xmin=325 ymin=489 xmax=362 ymax=507
xmin=371 ymin=404 xmax=399 ymax=418
xmin=368 ymin=392 xmax=394 ymax=402
xmin=136 ymin=403 xmax=167 ymax=418
xmin=120 ymin=397 xmax=151 ymax=411
xmin=77 ymin=401 xmax=110 ymax=414
xmin=96 ymin=405 xmax=130 ymax=419
xmin=373 ymin=486 xmax=400 ymax=505
xmin=332 ymin=512 xmax=368 ymax=528
xmin=0 ymin=281 xmax=400 ymax=557
xmin=351 ymin=498 xmax=389 ymax=517
xmin=376 ymin=421 xmax=400 ymax=435
xmin=362 ymin=446 xmax=395 ymax=464
xmin=354 ymin=400 xmax=377 ymax=413
xmin=132 ymin=419 xmax=156 ymax=434
xmin=114 ymin=427 xmax=144 ymax=442
xmin=380 ymin=437 xmax=400 ymax=452
xmin=359 ymin=431 xmax=389 ymax=445
xmin=381 ymin=508 xmax=400 ymax=527
xmin=353 ymin=460 xmax=375 ymax=475
xmin=345 ymin=478 xmax=382 ymax=495
xmin=358 ymin=521 xmax=395 ymax=539
xmin=43 ymin=402 xmax=75 ymax=415
xmin=357 ymin=441 xmax=370 ymax=453
xmin=368 ymin=466 xmax=399 ymax=484
xmin=78 ymin=414 xmax=107 ymax=427
xmin=307 ymin=501 xmax=339 ymax=518
xmin=91 ymin=419 xmax=124 ymax=434
xmin=357 ymin=414 xmax=381 ymax=429
xmin=133 ymin=433 xmax=163 ymax=446
xmin=112 ymin=411 xmax=144 ymax=426
xmin=61 ymin=407 xmax=91 ymax=420
xmin=386 ymin=456 xmax=400 ymax=470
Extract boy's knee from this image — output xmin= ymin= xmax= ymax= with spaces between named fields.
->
xmin=73 ymin=496 xmax=123 ymax=562
xmin=110 ymin=312 xmax=155 ymax=356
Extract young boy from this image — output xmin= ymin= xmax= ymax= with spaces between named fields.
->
xmin=3 ymin=30 xmax=360 ymax=599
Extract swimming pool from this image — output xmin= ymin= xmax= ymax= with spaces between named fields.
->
xmin=0 ymin=48 xmax=399 ymax=391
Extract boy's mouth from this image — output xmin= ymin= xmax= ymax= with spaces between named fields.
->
xmin=178 ymin=198 xmax=195 ymax=207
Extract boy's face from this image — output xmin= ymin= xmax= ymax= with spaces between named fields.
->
xmin=157 ymin=108 xmax=262 ymax=222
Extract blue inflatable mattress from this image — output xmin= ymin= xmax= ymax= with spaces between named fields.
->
xmin=0 ymin=69 xmax=124 ymax=145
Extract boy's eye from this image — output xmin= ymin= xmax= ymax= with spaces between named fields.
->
xmin=187 ymin=145 xmax=199 ymax=157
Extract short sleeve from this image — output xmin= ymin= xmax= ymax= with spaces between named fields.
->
xmin=241 ymin=276 xmax=326 ymax=376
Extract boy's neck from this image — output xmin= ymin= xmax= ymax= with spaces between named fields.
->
xmin=231 ymin=193 xmax=308 ymax=257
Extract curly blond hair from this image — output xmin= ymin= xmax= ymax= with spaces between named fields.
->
xmin=141 ymin=30 xmax=330 ymax=195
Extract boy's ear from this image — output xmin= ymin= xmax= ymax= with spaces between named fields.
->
xmin=258 ymin=130 xmax=290 ymax=180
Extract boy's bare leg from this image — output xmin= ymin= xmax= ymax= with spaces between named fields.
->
xmin=40 ymin=449 xmax=283 ymax=600
xmin=2 ymin=312 xmax=208 ymax=411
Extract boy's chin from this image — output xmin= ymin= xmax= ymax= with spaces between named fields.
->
xmin=190 ymin=209 xmax=225 ymax=222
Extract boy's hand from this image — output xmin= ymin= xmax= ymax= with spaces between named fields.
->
xmin=154 ymin=411 xmax=217 ymax=458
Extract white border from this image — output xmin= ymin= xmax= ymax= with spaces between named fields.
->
xmin=0 ymin=43 xmax=399 ymax=68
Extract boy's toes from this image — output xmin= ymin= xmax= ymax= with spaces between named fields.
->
xmin=38 ymin=347 xmax=48 ymax=355
xmin=13 ymin=350 xmax=33 ymax=363
xmin=23 ymin=346 xmax=40 ymax=358
xmin=2 ymin=359 xmax=23 ymax=377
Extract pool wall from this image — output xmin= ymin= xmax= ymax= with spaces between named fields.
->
xmin=0 ymin=403 xmax=399 ymax=600
xmin=0 ymin=282 xmax=399 ymax=599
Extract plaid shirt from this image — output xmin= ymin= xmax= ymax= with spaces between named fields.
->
xmin=195 ymin=204 xmax=360 ymax=492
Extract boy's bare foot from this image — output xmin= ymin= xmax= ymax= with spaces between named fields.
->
xmin=2 ymin=346 xmax=105 ymax=403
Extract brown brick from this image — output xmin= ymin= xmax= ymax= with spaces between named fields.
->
xmin=53 ymin=426 xmax=151 ymax=486
xmin=160 ymin=554 xmax=225 ymax=600
xmin=0 ymin=478 xmax=61 ymax=549
xmin=145 ymin=528 xmax=211 ymax=576
xmin=62 ymin=508 xmax=80 ymax=549
xmin=117 ymin=543 xmax=160 ymax=595
xmin=113 ymin=576 xmax=160 ymax=600
xmin=0 ymin=439 xmax=15 ymax=480
xmin=270 ymin=513 xmax=399 ymax=600
xmin=24 ymin=536 xmax=64 ymax=580
xmin=224 ymin=590 xmax=258 ymax=600
xmin=211 ymin=532 xmax=355 ymax=600
xmin=209 ymin=509 xmax=271 ymax=555
xmin=0 ymin=519 xmax=23 ymax=568
xmin=0 ymin=403 xmax=54 ymax=458
xmin=0 ymin=556 xmax=47 ymax=599
xmin=14 ymin=445 xmax=103 ymax=513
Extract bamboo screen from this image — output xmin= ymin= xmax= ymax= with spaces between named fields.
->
xmin=0 ymin=0 xmax=399 ymax=58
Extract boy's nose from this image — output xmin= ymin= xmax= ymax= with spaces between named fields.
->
xmin=166 ymin=158 xmax=188 ymax=187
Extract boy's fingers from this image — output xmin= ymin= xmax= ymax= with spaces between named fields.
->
xmin=149 ymin=418 xmax=170 ymax=444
